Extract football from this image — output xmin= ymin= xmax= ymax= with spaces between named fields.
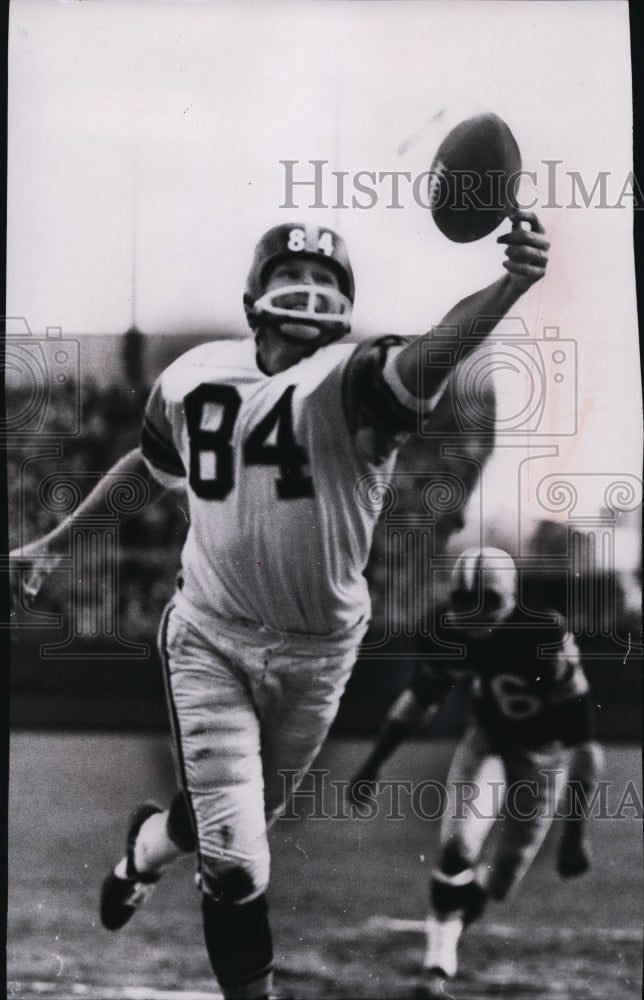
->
xmin=428 ymin=113 xmax=521 ymax=243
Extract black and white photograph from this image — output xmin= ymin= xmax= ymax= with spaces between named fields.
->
xmin=6 ymin=1 xmax=642 ymax=998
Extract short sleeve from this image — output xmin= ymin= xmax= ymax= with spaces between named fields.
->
xmin=342 ymin=336 xmax=428 ymax=435
xmin=141 ymin=376 xmax=186 ymax=488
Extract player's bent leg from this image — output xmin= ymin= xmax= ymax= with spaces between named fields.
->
xmin=195 ymin=827 xmax=273 ymax=997
xmin=100 ymin=800 xmax=190 ymax=931
xmin=259 ymin=642 xmax=359 ymax=825
xmin=160 ymin=608 xmax=278 ymax=995
xmin=440 ymin=726 xmax=504 ymax=876
xmin=198 ymin=848 xmax=274 ymax=998
xmin=201 ymin=885 xmax=273 ymax=1000
xmin=488 ymin=744 xmax=567 ymax=901
xmin=414 ymin=727 xmax=501 ymax=995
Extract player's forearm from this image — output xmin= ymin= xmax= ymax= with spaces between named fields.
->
xmin=557 ymin=738 xmax=603 ymax=879
xmin=367 ymin=690 xmax=433 ymax=770
xmin=15 ymin=447 xmax=163 ymax=555
xmin=351 ymin=691 xmax=421 ymax=781
xmin=563 ymin=740 xmax=604 ymax=837
xmin=568 ymin=740 xmax=604 ymax=793
xmin=395 ymin=274 xmax=525 ymax=398
xmin=360 ymin=720 xmax=410 ymax=774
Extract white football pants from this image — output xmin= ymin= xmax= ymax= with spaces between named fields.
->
xmin=440 ymin=723 xmax=569 ymax=899
xmin=159 ymin=598 xmax=365 ymax=900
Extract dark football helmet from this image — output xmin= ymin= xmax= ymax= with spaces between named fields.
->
xmin=243 ymin=223 xmax=355 ymax=343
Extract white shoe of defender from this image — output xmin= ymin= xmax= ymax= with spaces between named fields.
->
xmin=422 ymin=913 xmax=463 ymax=978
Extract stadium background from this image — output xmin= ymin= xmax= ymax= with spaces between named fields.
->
xmin=6 ymin=2 xmax=642 ymax=998
xmin=8 ymin=328 xmax=642 ymax=739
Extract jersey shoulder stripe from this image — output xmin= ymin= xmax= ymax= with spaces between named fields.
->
xmin=342 ymin=335 xmax=420 ymax=433
xmin=141 ymin=415 xmax=186 ymax=477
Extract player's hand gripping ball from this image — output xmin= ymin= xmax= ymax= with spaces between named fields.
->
xmin=429 ymin=113 xmax=522 ymax=242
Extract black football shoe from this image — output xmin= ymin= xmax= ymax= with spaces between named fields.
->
xmin=100 ymin=801 xmax=163 ymax=930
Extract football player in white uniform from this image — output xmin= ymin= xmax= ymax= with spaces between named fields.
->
xmin=12 ymin=215 xmax=549 ymax=999
xmin=349 ymin=548 xmax=603 ymax=1000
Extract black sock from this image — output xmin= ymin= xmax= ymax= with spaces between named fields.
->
xmin=201 ymin=891 xmax=273 ymax=996
xmin=430 ymin=872 xmax=487 ymax=926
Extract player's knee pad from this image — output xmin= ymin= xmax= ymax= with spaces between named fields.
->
xmin=166 ymin=791 xmax=197 ymax=853
xmin=199 ymin=848 xmax=270 ymax=904
xmin=430 ymin=869 xmax=487 ymax=925
xmin=439 ymin=839 xmax=474 ymax=876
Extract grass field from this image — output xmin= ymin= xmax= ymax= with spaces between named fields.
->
xmin=7 ymin=733 xmax=643 ymax=1000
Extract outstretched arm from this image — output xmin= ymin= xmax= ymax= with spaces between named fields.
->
xmin=348 ymin=688 xmax=439 ymax=803
xmin=558 ymin=732 xmax=604 ymax=878
xmin=393 ymin=209 xmax=550 ymax=400
xmin=547 ymin=633 xmax=604 ymax=878
xmin=10 ymin=447 xmax=170 ymax=601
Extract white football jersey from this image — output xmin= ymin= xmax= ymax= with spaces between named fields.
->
xmin=142 ymin=336 xmax=437 ymax=636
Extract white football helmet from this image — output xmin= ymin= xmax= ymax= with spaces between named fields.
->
xmin=445 ymin=547 xmax=517 ymax=635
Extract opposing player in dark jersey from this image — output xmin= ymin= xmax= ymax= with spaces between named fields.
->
xmin=349 ymin=547 xmax=603 ymax=1000
xmin=12 ymin=216 xmax=549 ymax=1000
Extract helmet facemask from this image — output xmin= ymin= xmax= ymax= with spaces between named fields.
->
xmin=252 ymin=283 xmax=352 ymax=343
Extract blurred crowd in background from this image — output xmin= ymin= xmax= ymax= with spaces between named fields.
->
xmin=8 ymin=330 xmax=642 ymax=737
